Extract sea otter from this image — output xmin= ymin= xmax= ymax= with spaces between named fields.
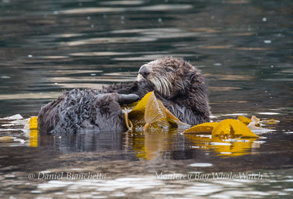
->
xmin=38 ymin=57 xmax=210 ymax=134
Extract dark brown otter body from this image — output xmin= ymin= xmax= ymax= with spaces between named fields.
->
xmin=38 ymin=57 xmax=210 ymax=134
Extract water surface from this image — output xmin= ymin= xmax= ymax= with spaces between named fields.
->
xmin=0 ymin=0 xmax=292 ymax=198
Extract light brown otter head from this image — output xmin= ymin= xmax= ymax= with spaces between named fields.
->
xmin=137 ymin=57 xmax=206 ymax=98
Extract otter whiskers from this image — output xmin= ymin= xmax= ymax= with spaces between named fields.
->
xmin=151 ymin=75 xmax=172 ymax=97
xmin=161 ymin=76 xmax=172 ymax=97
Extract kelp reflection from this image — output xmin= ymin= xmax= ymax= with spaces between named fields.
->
xmin=132 ymin=130 xmax=174 ymax=160
xmin=131 ymin=130 xmax=261 ymax=160
xmin=32 ymin=128 xmax=262 ymax=158
xmin=30 ymin=116 xmax=264 ymax=158
xmin=131 ymin=129 xmax=194 ymax=160
xmin=185 ymin=134 xmax=259 ymax=157
xmin=29 ymin=129 xmax=38 ymax=147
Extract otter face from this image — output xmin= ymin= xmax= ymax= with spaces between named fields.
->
xmin=137 ymin=57 xmax=197 ymax=98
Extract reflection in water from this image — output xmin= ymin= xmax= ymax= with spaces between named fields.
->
xmin=29 ymin=129 xmax=38 ymax=147
xmin=36 ymin=128 xmax=191 ymax=159
xmin=39 ymin=130 xmax=122 ymax=153
xmin=132 ymin=129 xmax=192 ymax=160
xmin=185 ymin=134 xmax=258 ymax=157
xmin=32 ymin=126 xmax=262 ymax=159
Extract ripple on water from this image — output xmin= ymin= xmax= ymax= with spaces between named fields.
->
xmin=0 ymin=76 xmax=11 ymax=79
xmin=38 ymin=176 xmax=164 ymax=192
xmin=113 ymin=54 xmax=194 ymax=61
xmin=188 ymin=163 xmax=213 ymax=167
xmin=180 ymin=184 xmax=223 ymax=196
xmin=70 ymin=52 xmax=132 ymax=57
xmin=99 ymin=1 xmax=145 ymax=6
xmin=63 ymin=37 xmax=157 ymax=46
xmin=59 ymin=4 xmax=192 ymax=15
xmin=258 ymin=112 xmax=280 ymax=115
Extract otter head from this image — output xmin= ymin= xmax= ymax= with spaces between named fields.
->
xmin=137 ymin=57 xmax=204 ymax=98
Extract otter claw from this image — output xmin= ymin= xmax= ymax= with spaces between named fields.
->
xmin=117 ymin=94 xmax=140 ymax=105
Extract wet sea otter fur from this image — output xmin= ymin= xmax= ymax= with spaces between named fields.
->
xmin=38 ymin=57 xmax=210 ymax=134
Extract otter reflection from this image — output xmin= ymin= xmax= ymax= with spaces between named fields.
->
xmin=36 ymin=128 xmax=262 ymax=158
xmin=37 ymin=128 xmax=193 ymax=159
xmin=38 ymin=129 xmax=123 ymax=153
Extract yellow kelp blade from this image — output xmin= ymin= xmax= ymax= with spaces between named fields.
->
xmin=144 ymin=92 xmax=169 ymax=130
xmin=127 ymin=91 xmax=153 ymax=129
xmin=183 ymin=122 xmax=219 ymax=134
xmin=237 ymin=116 xmax=252 ymax=125
xmin=128 ymin=91 xmax=187 ymax=130
xmin=212 ymin=119 xmax=259 ymax=138
xmin=29 ymin=116 xmax=39 ymax=147
xmin=165 ymin=108 xmax=189 ymax=127
xmin=29 ymin=116 xmax=38 ymax=130
xmin=131 ymin=91 xmax=153 ymax=114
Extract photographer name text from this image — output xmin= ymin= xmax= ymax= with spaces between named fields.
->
xmin=28 ymin=172 xmax=106 ymax=180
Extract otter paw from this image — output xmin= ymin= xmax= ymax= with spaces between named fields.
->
xmin=117 ymin=94 xmax=140 ymax=105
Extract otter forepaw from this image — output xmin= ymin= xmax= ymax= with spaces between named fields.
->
xmin=117 ymin=94 xmax=140 ymax=105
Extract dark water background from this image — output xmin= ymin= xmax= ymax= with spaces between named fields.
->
xmin=0 ymin=0 xmax=292 ymax=198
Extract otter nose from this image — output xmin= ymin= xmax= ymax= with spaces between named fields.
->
xmin=138 ymin=65 xmax=150 ymax=78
